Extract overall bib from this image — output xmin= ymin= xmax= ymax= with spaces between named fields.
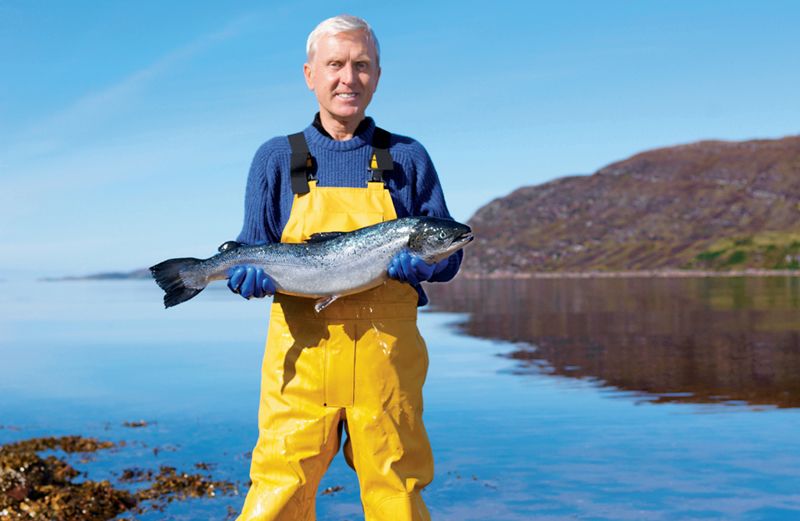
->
xmin=237 ymin=131 xmax=433 ymax=521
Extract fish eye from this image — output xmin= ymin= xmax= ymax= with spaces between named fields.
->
xmin=438 ymin=231 xmax=447 ymax=239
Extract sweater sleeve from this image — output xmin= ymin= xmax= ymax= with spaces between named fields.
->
xmin=410 ymin=141 xmax=463 ymax=283
xmin=236 ymin=143 xmax=277 ymax=246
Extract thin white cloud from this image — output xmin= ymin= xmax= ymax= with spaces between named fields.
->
xmin=1 ymin=12 xmax=257 ymax=168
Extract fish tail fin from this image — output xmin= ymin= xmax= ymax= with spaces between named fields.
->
xmin=149 ymin=257 xmax=205 ymax=308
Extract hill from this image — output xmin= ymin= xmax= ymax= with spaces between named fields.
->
xmin=463 ymin=135 xmax=800 ymax=275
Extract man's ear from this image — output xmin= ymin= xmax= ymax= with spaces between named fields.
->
xmin=303 ymin=62 xmax=314 ymax=91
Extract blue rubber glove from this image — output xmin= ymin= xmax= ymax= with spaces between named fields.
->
xmin=227 ymin=266 xmax=276 ymax=299
xmin=387 ymin=251 xmax=449 ymax=286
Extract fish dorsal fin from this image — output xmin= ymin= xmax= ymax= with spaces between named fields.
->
xmin=217 ymin=240 xmax=242 ymax=253
xmin=305 ymin=232 xmax=345 ymax=243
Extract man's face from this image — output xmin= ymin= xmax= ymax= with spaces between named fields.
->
xmin=304 ymin=30 xmax=381 ymax=124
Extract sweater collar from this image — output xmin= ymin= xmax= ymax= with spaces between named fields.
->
xmin=305 ymin=113 xmax=375 ymax=151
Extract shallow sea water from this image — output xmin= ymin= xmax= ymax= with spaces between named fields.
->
xmin=2 ymin=277 xmax=800 ymax=520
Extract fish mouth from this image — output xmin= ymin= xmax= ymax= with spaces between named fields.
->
xmin=438 ymin=229 xmax=473 ymax=260
xmin=454 ymin=229 xmax=474 ymax=245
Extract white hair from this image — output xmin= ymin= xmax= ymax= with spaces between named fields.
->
xmin=306 ymin=14 xmax=380 ymax=64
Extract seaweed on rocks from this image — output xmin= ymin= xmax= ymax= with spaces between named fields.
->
xmin=0 ymin=436 xmax=237 ymax=521
xmin=134 ymin=465 xmax=236 ymax=509
xmin=0 ymin=436 xmax=133 ymax=521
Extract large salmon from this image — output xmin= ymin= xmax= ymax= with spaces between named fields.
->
xmin=150 ymin=216 xmax=473 ymax=310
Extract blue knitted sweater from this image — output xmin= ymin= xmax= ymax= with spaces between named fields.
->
xmin=235 ymin=116 xmax=462 ymax=303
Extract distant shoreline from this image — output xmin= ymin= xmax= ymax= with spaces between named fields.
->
xmin=40 ymin=269 xmax=150 ymax=282
xmin=41 ymin=268 xmax=800 ymax=282
xmin=460 ymin=269 xmax=800 ymax=279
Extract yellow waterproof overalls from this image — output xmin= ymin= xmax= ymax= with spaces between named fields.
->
xmin=237 ymin=128 xmax=433 ymax=521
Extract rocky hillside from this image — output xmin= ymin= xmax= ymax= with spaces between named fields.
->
xmin=463 ymin=135 xmax=800 ymax=275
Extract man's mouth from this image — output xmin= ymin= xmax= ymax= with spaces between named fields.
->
xmin=335 ymin=93 xmax=358 ymax=99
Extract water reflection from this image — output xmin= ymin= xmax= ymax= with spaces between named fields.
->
xmin=426 ymin=277 xmax=800 ymax=408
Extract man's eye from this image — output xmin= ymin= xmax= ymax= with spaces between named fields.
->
xmin=355 ymin=62 xmax=368 ymax=70
xmin=328 ymin=61 xmax=342 ymax=68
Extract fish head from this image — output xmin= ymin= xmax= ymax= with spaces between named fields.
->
xmin=407 ymin=217 xmax=474 ymax=263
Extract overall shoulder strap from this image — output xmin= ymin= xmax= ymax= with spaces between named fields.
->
xmin=368 ymin=127 xmax=394 ymax=183
xmin=288 ymin=132 xmax=312 ymax=195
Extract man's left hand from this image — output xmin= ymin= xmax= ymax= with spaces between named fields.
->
xmin=387 ymin=251 xmax=449 ymax=285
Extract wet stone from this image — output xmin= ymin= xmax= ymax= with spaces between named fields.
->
xmin=118 ymin=468 xmax=154 ymax=483
xmin=320 ymin=485 xmax=344 ymax=495
xmin=122 ymin=421 xmax=155 ymax=429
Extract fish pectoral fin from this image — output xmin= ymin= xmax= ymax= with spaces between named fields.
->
xmin=314 ymin=295 xmax=340 ymax=313
xmin=305 ymin=231 xmax=345 ymax=243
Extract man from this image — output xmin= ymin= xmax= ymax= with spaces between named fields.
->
xmin=231 ymin=15 xmax=462 ymax=521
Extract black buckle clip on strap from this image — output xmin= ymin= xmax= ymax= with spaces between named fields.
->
xmin=368 ymin=127 xmax=393 ymax=184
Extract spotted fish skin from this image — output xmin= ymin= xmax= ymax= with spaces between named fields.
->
xmin=150 ymin=217 xmax=473 ymax=308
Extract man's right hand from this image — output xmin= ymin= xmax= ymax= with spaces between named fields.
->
xmin=227 ymin=266 xmax=276 ymax=299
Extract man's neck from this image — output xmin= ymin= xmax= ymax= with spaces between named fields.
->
xmin=318 ymin=111 xmax=364 ymax=141
xmin=312 ymin=113 xmax=370 ymax=140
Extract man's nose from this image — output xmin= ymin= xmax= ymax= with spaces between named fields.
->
xmin=339 ymin=63 xmax=356 ymax=85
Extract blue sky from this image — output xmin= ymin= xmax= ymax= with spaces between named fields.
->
xmin=1 ymin=1 xmax=799 ymax=277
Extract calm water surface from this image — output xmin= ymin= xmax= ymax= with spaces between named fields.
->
xmin=1 ymin=277 xmax=800 ymax=520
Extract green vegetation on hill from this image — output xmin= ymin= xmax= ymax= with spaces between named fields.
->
xmin=688 ymin=232 xmax=800 ymax=270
